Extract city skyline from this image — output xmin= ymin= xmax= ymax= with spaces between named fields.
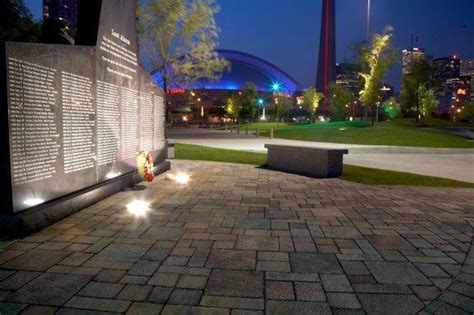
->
xmin=24 ymin=0 xmax=474 ymax=92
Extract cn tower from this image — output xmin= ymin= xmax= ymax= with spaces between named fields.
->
xmin=316 ymin=0 xmax=336 ymax=113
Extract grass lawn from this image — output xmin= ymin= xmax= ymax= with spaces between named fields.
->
xmin=340 ymin=165 xmax=474 ymax=188
xmin=218 ymin=122 xmax=292 ymax=131
xmin=390 ymin=118 xmax=473 ymax=128
xmin=175 ymin=143 xmax=267 ymax=165
xmin=173 ymin=144 xmax=474 ymax=188
xmin=257 ymin=119 xmax=474 ymax=148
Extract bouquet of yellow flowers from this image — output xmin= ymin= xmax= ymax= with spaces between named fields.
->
xmin=136 ymin=151 xmax=154 ymax=182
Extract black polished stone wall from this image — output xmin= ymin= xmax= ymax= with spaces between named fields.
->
xmin=1 ymin=0 xmax=166 ymax=215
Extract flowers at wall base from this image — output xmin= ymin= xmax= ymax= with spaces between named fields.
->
xmin=136 ymin=151 xmax=154 ymax=182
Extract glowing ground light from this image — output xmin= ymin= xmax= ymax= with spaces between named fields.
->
xmin=105 ymin=171 xmax=121 ymax=179
xmin=23 ymin=198 xmax=44 ymax=207
xmin=127 ymin=200 xmax=150 ymax=216
xmin=168 ymin=172 xmax=190 ymax=184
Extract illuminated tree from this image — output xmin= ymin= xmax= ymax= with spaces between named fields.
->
xmin=303 ymin=87 xmax=323 ymax=123
xmin=382 ymin=97 xmax=401 ymax=119
xmin=359 ymin=26 xmax=396 ymax=126
xmin=137 ymin=0 xmax=229 ymax=114
xmin=225 ymin=96 xmax=241 ymax=123
xmin=274 ymin=96 xmax=293 ymax=127
xmin=328 ymin=83 xmax=352 ymax=121
xmin=418 ymin=86 xmax=439 ymax=118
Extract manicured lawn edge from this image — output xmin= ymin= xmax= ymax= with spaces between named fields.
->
xmin=340 ymin=164 xmax=474 ymax=188
xmin=216 ymin=120 xmax=474 ymax=148
xmin=173 ymin=144 xmax=474 ymax=188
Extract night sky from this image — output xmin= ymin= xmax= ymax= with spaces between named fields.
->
xmin=25 ymin=0 xmax=474 ymax=92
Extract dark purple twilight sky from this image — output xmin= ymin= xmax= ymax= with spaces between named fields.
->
xmin=25 ymin=0 xmax=474 ymax=92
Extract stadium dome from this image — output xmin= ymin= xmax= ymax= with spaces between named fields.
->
xmin=152 ymin=49 xmax=305 ymax=94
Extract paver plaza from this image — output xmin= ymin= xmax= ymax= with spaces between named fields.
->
xmin=0 ymin=160 xmax=472 ymax=314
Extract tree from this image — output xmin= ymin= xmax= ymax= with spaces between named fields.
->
xmin=303 ymin=87 xmax=323 ymax=122
xmin=348 ymin=42 xmax=370 ymax=119
xmin=461 ymin=101 xmax=474 ymax=123
xmin=137 ymin=0 xmax=229 ymax=116
xmin=328 ymin=83 xmax=352 ymax=121
xmin=382 ymin=97 xmax=401 ymax=120
xmin=225 ymin=96 xmax=241 ymax=123
xmin=0 ymin=0 xmax=41 ymax=42
xmin=239 ymin=82 xmax=257 ymax=121
xmin=274 ymin=96 xmax=293 ymax=127
xmin=418 ymin=85 xmax=439 ymax=119
xmin=400 ymin=76 xmax=417 ymax=112
xmin=400 ymin=57 xmax=432 ymax=121
xmin=358 ymin=26 xmax=396 ymax=126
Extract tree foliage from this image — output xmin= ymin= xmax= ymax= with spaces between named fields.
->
xmin=358 ymin=26 xmax=396 ymax=125
xmin=303 ymin=87 xmax=323 ymax=121
xmin=239 ymin=82 xmax=258 ymax=121
xmin=328 ymin=83 xmax=352 ymax=121
xmin=418 ymin=86 xmax=439 ymax=118
xmin=0 ymin=0 xmax=41 ymax=42
xmin=382 ymin=97 xmax=401 ymax=119
xmin=225 ymin=96 xmax=241 ymax=122
xmin=274 ymin=96 xmax=293 ymax=123
xmin=461 ymin=101 xmax=474 ymax=123
xmin=137 ymin=0 xmax=229 ymax=93
xmin=400 ymin=76 xmax=417 ymax=112
xmin=400 ymin=57 xmax=432 ymax=120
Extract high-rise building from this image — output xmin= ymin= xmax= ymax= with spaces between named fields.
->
xmin=460 ymin=59 xmax=474 ymax=101
xmin=316 ymin=0 xmax=336 ymax=113
xmin=432 ymin=56 xmax=460 ymax=84
xmin=432 ymin=55 xmax=470 ymax=113
xmin=335 ymin=62 xmax=359 ymax=97
xmin=335 ymin=62 xmax=360 ymax=117
xmin=402 ymin=47 xmax=425 ymax=75
xmin=43 ymin=0 xmax=78 ymax=39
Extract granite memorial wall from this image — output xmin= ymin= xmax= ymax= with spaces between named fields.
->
xmin=0 ymin=0 xmax=168 ymax=230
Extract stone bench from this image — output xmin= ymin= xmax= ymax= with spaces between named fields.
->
xmin=265 ymin=144 xmax=348 ymax=178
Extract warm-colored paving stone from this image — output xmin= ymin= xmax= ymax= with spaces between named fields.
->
xmin=0 ymin=160 xmax=472 ymax=314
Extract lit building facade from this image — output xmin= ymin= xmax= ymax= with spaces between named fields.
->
xmin=43 ymin=0 xmax=78 ymax=38
xmin=402 ymin=47 xmax=425 ymax=75
xmin=432 ymin=56 xmax=461 ymax=84
xmin=460 ymin=59 xmax=474 ymax=101
xmin=432 ymin=55 xmax=469 ymax=113
xmin=153 ymin=50 xmax=305 ymax=124
xmin=335 ymin=62 xmax=359 ymax=96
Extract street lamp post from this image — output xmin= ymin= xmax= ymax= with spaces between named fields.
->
xmin=258 ymin=98 xmax=266 ymax=120
xmin=367 ymin=0 xmax=371 ymax=40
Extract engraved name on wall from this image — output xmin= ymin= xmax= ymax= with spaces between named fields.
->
xmin=7 ymin=57 xmax=60 ymax=185
xmin=62 ymin=71 xmax=96 ymax=173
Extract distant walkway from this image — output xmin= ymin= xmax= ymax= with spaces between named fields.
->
xmin=168 ymin=128 xmax=474 ymax=183
xmin=423 ymin=127 xmax=474 ymax=140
